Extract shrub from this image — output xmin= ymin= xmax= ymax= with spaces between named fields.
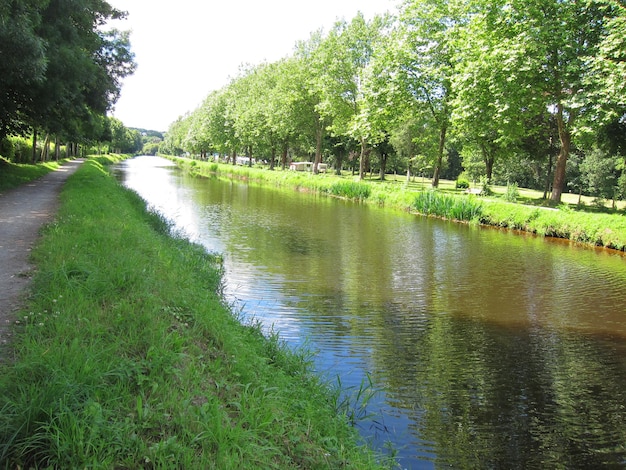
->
xmin=480 ymin=176 xmax=493 ymax=196
xmin=455 ymin=177 xmax=470 ymax=189
xmin=0 ymin=138 xmax=15 ymax=161
xmin=504 ymin=183 xmax=519 ymax=202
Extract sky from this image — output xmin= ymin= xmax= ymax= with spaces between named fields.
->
xmin=107 ymin=0 xmax=399 ymax=132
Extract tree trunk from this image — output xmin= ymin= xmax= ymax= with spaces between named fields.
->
xmin=32 ymin=129 xmax=38 ymax=163
xmin=335 ymin=149 xmax=343 ymax=176
xmin=543 ymin=149 xmax=553 ymax=200
xmin=379 ymin=152 xmax=388 ymax=181
xmin=40 ymin=134 xmax=50 ymax=162
xmin=431 ymin=125 xmax=447 ymax=188
xmin=550 ymin=105 xmax=571 ymax=203
xmin=358 ymin=136 xmax=367 ymax=180
xmin=55 ymin=136 xmax=60 ymax=161
xmin=281 ymin=140 xmax=289 ymax=170
xmin=313 ymin=120 xmax=323 ymax=174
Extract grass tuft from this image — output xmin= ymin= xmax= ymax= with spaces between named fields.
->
xmin=413 ymin=190 xmax=483 ymax=222
xmin=327 ymin=181 xmax=372 ymax=200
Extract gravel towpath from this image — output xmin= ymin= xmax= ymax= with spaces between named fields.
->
xmin=0 ymin=159 xmax=84 ymax=353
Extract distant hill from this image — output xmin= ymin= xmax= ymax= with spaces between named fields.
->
xmin=131 ymin=128 xmax=164 ymax=140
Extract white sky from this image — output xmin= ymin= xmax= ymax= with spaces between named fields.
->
xmin=107 ymin=0 xmax=399 ymax=132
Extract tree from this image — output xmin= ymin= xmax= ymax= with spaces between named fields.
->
xmin=293 ymin=30 xmax=331 ymax=173
xmin=312 ymin=13 xmax=389 ymax=179
xmin=587 ymin=0 xmax=626 ymax=121
xmin=33 ymin=0 xmax=135 ymax=143
xmin=581 ymin=147 xmax=619 ymax=203
xmin=0 ymin=0 xmax=135 ymax=147
xmin=382 ymin=0 xmax=460 ymax=187
xmin=450 ymin=1 xmax=539 ymax=183
xmin=463 ymin=0 xmax=619 ymax=202
xmin=0 ymin=0 xmax=47 ymax=139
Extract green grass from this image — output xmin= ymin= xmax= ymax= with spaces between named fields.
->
xmin=413 ymin=190 xmax=483 ymax=222
xmin=480 ymin=200 xmax=626 ymax=250
xmin=0 ymin=157 xmax=64 ymax=192
xmin=0 ymin=156 xmax=389 ymax=469
xmin=326 ymin=180 xmax=372 ymax=200
xmin=166 ymin=156 xmax=626 ymax=251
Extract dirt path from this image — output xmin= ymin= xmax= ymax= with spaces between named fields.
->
xmin=0 ymin=159 xmax=84 ymax=352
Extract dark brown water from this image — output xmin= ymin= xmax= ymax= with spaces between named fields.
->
xmin=118 ymin=156 xmax=626 ymax=468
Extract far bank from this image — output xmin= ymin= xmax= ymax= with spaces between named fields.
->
xmin=164 ymin=155 xmax=626 ymax=252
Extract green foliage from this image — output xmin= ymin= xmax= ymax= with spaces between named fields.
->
xmin=581 ymin=147 xmax=618 ymax=200
xmin=479 ymin=176 xmax=493 ymax=196
xmin=504 ymin=183 xmax=519 ymax=202
xmin=0 ymin=0 xmax=136 ymax=143
xmin=455 ymin=177 xmax=470 ymax=189
xmin=161 ymin=1 xmax=626 ymax=202
xmin=327 ymin=181 xmax=372 ymax=200
xmin=413 ymin=190 xmax=483 ymax=222
xmin=0 ymin=136 xmax=34 ymax=163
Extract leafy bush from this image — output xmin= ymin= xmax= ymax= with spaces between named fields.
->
xmin=480 ymin=176 xmax=493 ymax=196
xmin=0 ymin=138 xmax=15 ymax=161
xmin=455 ymin=177 xmax=470 ymax=189
xmin=0 ymin=137 xmax=33 ymax=163
xmin=504 ymin=183 xmax=519 ymax=202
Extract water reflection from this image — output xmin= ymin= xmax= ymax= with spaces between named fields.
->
xmin=117 ymin=157 xmax=626 ymax=468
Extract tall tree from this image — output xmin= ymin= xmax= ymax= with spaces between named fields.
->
xmin=450 ymin=1 xmax=539 ymax=182
xmin=33 ymin=0 xmax=135 ymax=142
xmin=587 ymin=0 xmax=626 ymax=121
xmin=467 ymin=0 xmax=618 ymax=202
xmin=0 ymin=0 xmax=47 ymax=140
xmin=384 ymin=0 xmax=461 ymax=187
xmin=293 ymin=30 xmax=330 ymax=172
xmin=0 ymin=0 xmax=135 ymax=145
xmin=312 ymin=13 xmax=389 ymax=178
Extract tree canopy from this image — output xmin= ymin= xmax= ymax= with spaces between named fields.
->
xmin=0 ymin=0 xmax=136 ymax=145
xmin=164 ymin=0 xmax=625 ymax=202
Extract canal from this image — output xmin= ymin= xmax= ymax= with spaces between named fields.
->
xmin=116 ymin=156 xmax=626 ymax=468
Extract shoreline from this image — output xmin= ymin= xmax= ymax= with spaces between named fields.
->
xmin=165 ymin=155 xmax=626 ymax=253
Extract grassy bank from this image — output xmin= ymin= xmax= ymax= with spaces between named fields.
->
xmin=0 ymin=156 xmax=388 ymax=468
xmin=168 ymin=157 xmax=626 ymax=251
xmin=0 ymin=157 xmax=65 ymax=192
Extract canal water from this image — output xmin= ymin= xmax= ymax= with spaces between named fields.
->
xmin=116 ymin=156 xmax=626 ymax=468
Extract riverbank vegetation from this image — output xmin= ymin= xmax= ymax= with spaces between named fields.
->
xmin=0 ymin=156 xmax=389 ymax=469
xmin=162 ymin=0 xmax=625 ymax=209
xmin=169 ymin=156 xmax=626 ymax=251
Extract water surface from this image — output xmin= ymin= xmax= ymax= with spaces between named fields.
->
xmin=117 ymin=157 xmax=626 ymax=468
